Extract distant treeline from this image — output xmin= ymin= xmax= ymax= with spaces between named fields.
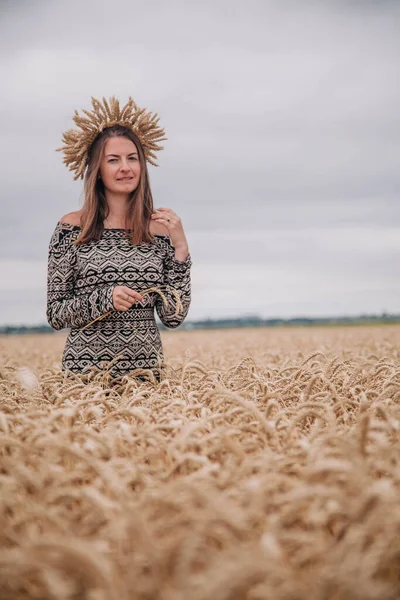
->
xmin=1 ymin=313 xmax=399 ymax=334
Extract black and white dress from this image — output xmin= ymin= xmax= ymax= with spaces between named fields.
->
xmin=46 ymin=221 xmax=192 ymax=379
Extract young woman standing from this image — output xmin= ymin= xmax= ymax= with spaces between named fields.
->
xmin=47 ymin=96 xmax=192 ymax=383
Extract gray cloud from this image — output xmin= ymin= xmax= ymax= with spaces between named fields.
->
xmin=0 ymin=0 xmax=399 ymax=323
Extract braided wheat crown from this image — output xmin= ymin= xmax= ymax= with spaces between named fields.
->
xmin=56 ymin=96 xmax=167 ymax=180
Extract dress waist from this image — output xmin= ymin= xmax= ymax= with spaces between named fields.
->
xmin=70 ymin=307 xmax=157 ymax=332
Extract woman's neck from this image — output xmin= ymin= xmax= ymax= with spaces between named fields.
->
xmin=104 ymin=192 xmax=130 ymax=227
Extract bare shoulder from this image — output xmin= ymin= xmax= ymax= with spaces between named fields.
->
xmin=58 ymin=212 xmax=169 ymax=234
xmin=149 ymin=220 xmax=169 ymax=236
xmin=59 ymin=210 xmax=83 ymax=226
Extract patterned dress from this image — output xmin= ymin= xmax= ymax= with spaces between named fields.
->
xmin=46 ymin=221 xmax=192 ymax=380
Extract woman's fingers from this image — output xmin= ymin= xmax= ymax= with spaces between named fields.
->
xmin=112 ymin=285 xmax=145 ymax=311
xmin=122 ymin=286 xmax=145 ymax=303
xmin=118 ymin=299 xmax=134 ymax=310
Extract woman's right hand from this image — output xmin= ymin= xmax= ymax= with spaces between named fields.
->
xmin=112 ymin=286 xmax=145 ymax=311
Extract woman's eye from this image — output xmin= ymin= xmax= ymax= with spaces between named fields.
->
xmin=108 ymin=158 xmax=137 ymax=162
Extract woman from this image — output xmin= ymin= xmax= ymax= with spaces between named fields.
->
xmin=46 ymin=96 xmax=192 ymax=383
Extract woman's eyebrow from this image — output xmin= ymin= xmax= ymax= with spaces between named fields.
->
xmin=105 ymin=152 xmax=138 ymax=157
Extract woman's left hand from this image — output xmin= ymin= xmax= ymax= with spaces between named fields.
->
xmin=151 ymin=207 xmax=188 ymax=250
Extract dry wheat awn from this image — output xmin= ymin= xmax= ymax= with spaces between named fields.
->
xmin=0 ymin=325 xmax=399 ymax=599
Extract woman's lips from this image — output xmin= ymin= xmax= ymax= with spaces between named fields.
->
xmin=117 ymin=177 xmax=133 ymax=181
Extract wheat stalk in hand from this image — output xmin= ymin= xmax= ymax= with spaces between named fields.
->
xmin=80 ymin=286 xmax=183 ymax=331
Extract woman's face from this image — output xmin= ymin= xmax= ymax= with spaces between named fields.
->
xmin=99 ymin=136 xmax=141 ymax=194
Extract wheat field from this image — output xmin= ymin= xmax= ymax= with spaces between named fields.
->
xmin=0 ymin=325 xmax=399 ymax=600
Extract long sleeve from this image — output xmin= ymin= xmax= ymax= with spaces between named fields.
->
xmin=155 ymin=236 xmax=192 ymax=329
xmin=46 ymin=224 xmax=116 ymax=331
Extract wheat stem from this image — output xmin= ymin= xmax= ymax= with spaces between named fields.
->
xmin=79 ymin=285 xmax=183 ymax=331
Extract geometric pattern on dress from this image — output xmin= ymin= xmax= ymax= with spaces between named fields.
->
xmin=47 ymin=221 xmax=192 ymax=378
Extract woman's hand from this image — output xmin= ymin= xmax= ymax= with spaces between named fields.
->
xmin=112 ymin=286 xmax=145 ymax=311
xmin=151 ymin=207 xmax=188 ymax=250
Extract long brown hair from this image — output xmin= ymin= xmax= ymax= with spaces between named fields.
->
xmin=73 ymin=125 xmax=156 ymax=246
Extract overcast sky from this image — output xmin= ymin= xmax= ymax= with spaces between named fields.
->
xmin=1 ymin=0 xmax=399 ymax=325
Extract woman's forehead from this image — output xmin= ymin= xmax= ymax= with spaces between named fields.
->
xmin=104 ymin=136 xmax=138 ymax=155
